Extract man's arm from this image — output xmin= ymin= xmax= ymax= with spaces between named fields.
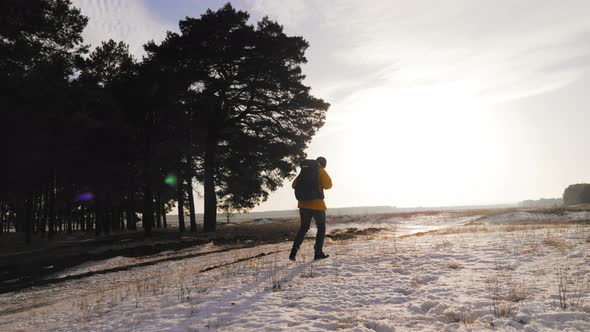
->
xmin=319 ymin=168 xmax=332 ymax=190
xmin=292 ymin=176 xmax=298 ymax=189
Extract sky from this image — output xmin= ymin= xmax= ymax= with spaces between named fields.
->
xmin=72 ymin=0 xmax=590 ymax=211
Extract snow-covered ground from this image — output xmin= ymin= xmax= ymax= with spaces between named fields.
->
xmin=2 ymin=213 xmax=590 ymax=331
xmin=327 ymin=213 xmax=481 ymax=235
xmin=244 ymin=212 xmax=483 ymax=236
xmin=479 ymin=211 xmax=590 ymax=224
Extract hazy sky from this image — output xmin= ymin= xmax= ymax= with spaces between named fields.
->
xmin=73 ymin=0 xmax=590 ymax=211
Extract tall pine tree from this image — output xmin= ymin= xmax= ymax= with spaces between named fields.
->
xmin=146 ymin=4 xmax=329 ymax=232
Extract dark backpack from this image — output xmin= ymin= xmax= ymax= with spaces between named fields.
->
xmin=294 ymin=159 xmax=324 ymax=201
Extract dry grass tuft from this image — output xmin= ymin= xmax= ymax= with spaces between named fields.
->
xmin=553 ymin=263 xmax=588 ymax=310
xmin=432 ymin=239 xmax=453 ymax=252
xmin=543 ymin=236 xmax=575 ymax=250
xmin=503 ymin=224 xmax=546 ymax=232
xmin=493 ymin=301 xmax=516 ymax=318
xmin=444 ymin=308 xmax=476 ymax=325
xmin=447 ymin=261 xmax=463 ymax=270
xmin=505 ymin=282 xmax=528 ymax=303
xmin=490 ymin=276 xmax=519 ymax=318
xmin=521 ymin=242 xmax=540 ymax=256
xmin=537 ymin=206 xmax=567 ymax=215
xmin=493 ymin=258 xmax=514 ymax=271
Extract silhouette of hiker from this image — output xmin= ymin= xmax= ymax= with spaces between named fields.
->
xmin=290 ymin=156 xmax=332 ymax=261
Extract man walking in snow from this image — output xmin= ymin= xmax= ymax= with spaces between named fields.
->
xmin=290 ymin=156 xmax=332 ymax=261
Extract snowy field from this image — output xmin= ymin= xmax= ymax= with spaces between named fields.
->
xmin=2 ymin=211 xmax=590 ymax=331
xmin=244 ymin=212 xmax=484 ymax=236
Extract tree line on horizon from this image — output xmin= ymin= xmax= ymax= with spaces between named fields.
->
xmin=518 ymin=184 xmax=590 ymax=207
xmin=563 ymin=184 xmax=590 ymax=206
xmin=0 ymin=0 xmax=329 ymax=242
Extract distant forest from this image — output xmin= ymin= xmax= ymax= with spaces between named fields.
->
xmin=0 ymin=1 xmax=329 ymax=242
xmin=563 ymin=184 xmax=590 ymax=206
xmin=518 ymin=184 xmax=590 ymax=208
xmin=519 ymin=198 xmax=562 ymax=208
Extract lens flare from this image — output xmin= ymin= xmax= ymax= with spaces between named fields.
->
xmin=165 ymin=175 xmax=177 ymax=186
xmin=76 ymin=192 xmax=94 ymax=201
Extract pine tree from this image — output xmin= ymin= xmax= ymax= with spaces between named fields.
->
xmin=146 ymin=4 xmax=329 ymax=232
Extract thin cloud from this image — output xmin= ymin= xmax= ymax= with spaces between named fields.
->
xmin=246 ymin=0 xmax=590 ymax=104
xmin=72 ymin=0 xmax=174 ymax=57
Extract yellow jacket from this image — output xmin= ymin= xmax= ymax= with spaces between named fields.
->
xmin=292 ymin=167 xmax=332 ymax=211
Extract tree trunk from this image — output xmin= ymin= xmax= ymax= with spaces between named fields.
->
xmin=112 ymin=207 xmax=121 ymax=232
xmin=0 ymin=203 xmax=4 ymax=235
xmin=127 ymin=190 xmax=136 ymax=230
xmin=143 ymin=185 xmax=154 ymax=237
xmin=142 ymin=158 xmax=154 ymax=237
xmin=86 ymin=205 xmax=93 ymax=233
xmin=66 ymin=203 xmax=73 ymax=234
xmin=25 ymin=195 xmax=33 ymax=244
xmin=79 ymin=207 xmax=85 ymax=232
xmin=48 ymin=174 xmax=56 ymax=239
xmin=126 ymin=207 xmax=135 ymax=231
xmin=9 ymin=209 xmax=14 ymax=233
xmin=187 ymin=176 xmax=197 ymax=232
xmin=162 ymin=202 xmax=167 ymax=229
xmin=89 ymin=209 xmax=95 ymax=233
xmin=119 ymin=208 xmax=125 ymax=231
xmin=31 ymin=196 xmax=37 ymax=234
xmin=177 ymin=175 xmax=186 ymax=232
xmin=32 ymin=194 xmax=40 ymax=234
xmin=142 ymin=110 xmax=155 ymax=238
xmin=186 ymin=121 xmax=197 ymax=232
xmin=203 ymin=135 xmax=218 ymax=232
xmin=155 ymin=193 xmax=162 ymax=229
xmin=9 ymin=208 xmax=15 ymax=233
xmin=14 ymin=201 xmax=21 ymax=233
xmin=40 ymin=193 xmax=46 ymax=236
xmin=95 ymin=198 xmax=104 ymax=236
xmin=103 ymin=204 xmax=111 ymax=235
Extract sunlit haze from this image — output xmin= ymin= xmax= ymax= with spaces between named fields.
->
xmin=74 ymin=0 xmax=590 ymax=211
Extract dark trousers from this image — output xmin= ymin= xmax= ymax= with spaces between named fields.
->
xmin=292 ymin=209 xmax=326 ymax=254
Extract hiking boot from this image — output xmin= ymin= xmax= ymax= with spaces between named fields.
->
xmin=314 ymin=252 xmax=330 ymax=260
xmin=289 ymin=248 xmax=297 ymax=261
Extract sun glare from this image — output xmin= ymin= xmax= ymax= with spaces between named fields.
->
xmin=330 ymin=81 xmax=505 ymax=206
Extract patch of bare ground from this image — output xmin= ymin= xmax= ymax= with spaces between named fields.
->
xmin=0 ymin=222 xmax=305 ymax=292
xmin=214 ymin=220 xmax=299 ymax=244
xmin=327 ymin=227 xmax=385 ymax=242
xmin=1 ymin=220 xmax=385 ymax=295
